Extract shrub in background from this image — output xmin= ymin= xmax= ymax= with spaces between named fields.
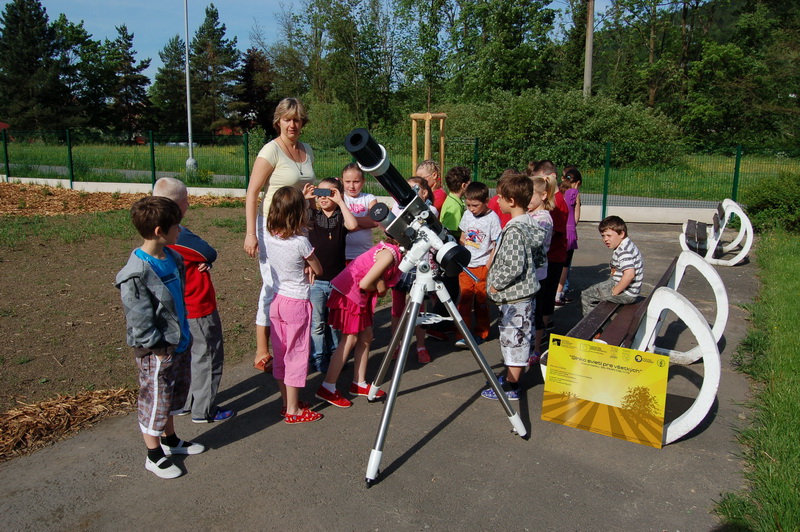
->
xmin=741 ymin=171 xmax=800 ymax=232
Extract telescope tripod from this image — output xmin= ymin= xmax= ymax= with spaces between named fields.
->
xmin=364 ymin=262 xmax=527 ymax=487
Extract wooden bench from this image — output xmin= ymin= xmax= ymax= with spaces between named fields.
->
xmin=540 ymin=251 xmax=726 ymax=444
xmin=680 ymin=199 xmax=753 ymax=266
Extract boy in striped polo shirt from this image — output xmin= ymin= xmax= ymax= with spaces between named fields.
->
xmin=581 ymin=216 xmax=644 ymax=316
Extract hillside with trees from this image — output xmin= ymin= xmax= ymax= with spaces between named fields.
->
xmin=0 ymin=0 xmax=797 ymax=151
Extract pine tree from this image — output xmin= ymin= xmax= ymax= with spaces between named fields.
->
xmin=0 ymin=0 xmax=68 ymax=130
xmin=107 ymin=25 xmax=151 ymax=142
xmin=148 ymin=36 xmax=188 ymax=137
xmin=190 ymin=3 xmax=241 ymax=135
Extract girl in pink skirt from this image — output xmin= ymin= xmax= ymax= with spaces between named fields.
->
xmin=315 ymin=240 xmax=402 ymax=408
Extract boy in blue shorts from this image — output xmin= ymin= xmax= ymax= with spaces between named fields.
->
xmin=115 ymin=196 xmax=205 ymax=479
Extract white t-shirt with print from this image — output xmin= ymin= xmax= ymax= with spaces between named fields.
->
xmin=459 ymin=209 xmax=501 ymax=267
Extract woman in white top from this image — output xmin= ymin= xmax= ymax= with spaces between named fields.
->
xmin=244 ymin=97 xmax=315 ymax=373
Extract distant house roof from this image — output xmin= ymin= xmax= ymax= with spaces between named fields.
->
xmin=0 ymin=122 xmax=9 ymax=130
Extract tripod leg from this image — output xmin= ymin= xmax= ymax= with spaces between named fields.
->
xmin=438 ymin=287 xmax=528 ymax=438
xmin=370 ymin=295 xmax=416 ymax=397
xmin=366 ymin=298 xmax=422 ymax=486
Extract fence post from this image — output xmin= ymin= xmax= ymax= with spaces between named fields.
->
xmin=243 ymin=131 xmax=250 ymax=189
xmin=66 ymin=129 xmax=74 ymax=189
xmin=472 ymin=137 xmax=480 ymax=182
xmin=2 ymin=129 xmax=9 ymax=181
xmin=149 ymin=131 xmax=156 ymax=189
xmin=601 ymin=141 xmax=611 ymax=219
xmin=731 ymin=145 xmax=742 ymax=202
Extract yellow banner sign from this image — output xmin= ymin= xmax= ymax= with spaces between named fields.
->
xmin=541 ymin=335 xmax=669 ymax=448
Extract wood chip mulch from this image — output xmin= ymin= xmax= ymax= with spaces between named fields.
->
xmin=0 ymin=388 xmax=137 ymax=462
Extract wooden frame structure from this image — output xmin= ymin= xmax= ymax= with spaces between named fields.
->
xmin=410 ymin=112 xmax=448 ymax=173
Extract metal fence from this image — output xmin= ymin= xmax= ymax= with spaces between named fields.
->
xmin=2 ymin=129 xmax=798 ymax=212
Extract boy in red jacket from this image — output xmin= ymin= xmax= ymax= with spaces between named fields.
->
xmin=154 ymin=178 xmax=235 ymax=423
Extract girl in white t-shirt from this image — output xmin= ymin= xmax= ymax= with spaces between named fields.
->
xmin=265 ymin=186 xmax=324 ymax=424
xmin=342 ymin=163 xmax=379 ymax=260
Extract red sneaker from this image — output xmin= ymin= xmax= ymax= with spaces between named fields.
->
xmin=417 ymin=347 xmax=431 ymax=364
xmin=315 ymin=386 xmax=352 ymax=408
xmin=349 ymin=382 xmax=386 ymax=398
xmin=284 ymin=408 xmax=323 ymax=424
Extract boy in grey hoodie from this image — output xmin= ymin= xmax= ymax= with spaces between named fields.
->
xmin=115 ymin=196 xmax=205 ymax=479
xmin=484 ymin=173 xmax=546 ymax=400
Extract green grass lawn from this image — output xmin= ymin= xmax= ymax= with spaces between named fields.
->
xmin=4 ymin=140 xmax=798 ymax=202
xmin=715 ymin=229 xmax=800 ymax=530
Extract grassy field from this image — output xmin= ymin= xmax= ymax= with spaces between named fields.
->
xmin=3 ymin=140 xmax=799 ymax=202
xmin=715 ymin=230 xmax=800 ymax=530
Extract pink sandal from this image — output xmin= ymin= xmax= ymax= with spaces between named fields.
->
xmin=284 ymin=408 xmax=323 ymax=424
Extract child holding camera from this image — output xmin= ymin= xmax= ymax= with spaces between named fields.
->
xmin=305 ymin=178 xmax=358 ymax=373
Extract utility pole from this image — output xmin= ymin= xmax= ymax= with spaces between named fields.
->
xmin=583 ymin=0 xmax=595 ymax=99
xmin=184 ymin=0 xmax=197 ymax=171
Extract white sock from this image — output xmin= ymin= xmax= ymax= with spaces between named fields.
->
xmin=557 ymin=291 xmax=564 ymax=300
xmin=322 ymin=381 xmax=336 ymax=393
xmin=355 ymin=381 xmax=368 ymax=388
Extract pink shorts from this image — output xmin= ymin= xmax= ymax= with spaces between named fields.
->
xmin=269 ymin=294 xmax=312 ymax=388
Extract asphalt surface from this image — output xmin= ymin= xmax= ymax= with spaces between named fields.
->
xmin=0 ymin=222 xmax=756 ymax=531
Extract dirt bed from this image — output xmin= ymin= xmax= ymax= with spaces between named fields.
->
xmin=0 ymin=183 xmax=258 ymax=457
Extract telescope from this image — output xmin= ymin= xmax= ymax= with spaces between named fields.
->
xmin=344 ymin=128 xmax=470 ymax=277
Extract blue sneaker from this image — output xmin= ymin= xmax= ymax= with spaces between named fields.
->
xmin=480 ymin=381 xmax=519 ymax=401
xmin=192 ymin=408 xmax=236 ymax=424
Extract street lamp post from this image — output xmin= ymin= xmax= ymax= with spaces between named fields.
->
xmin=184 ymin=0 xmax=197 ymax=171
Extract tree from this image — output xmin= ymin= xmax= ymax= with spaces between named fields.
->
xmin=552 ymin=0 xmax=589 ymax=91
xmin=0 ymin=0 xmax=69 ymax=130
xmin=107 ymin=25 xmax=151 ymax=141
xmin=190 ymin=3 xmax=241 ymax=135
xmin=238 ymin=48 xmax=277 ymax=131
xmin=445 ymin=0 xmax=556 ymax=99
xmin=148 ymin=36 xmax=188 ymax=136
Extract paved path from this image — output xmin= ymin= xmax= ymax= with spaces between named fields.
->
xmin=0 ymin=223 xmax=756 ymax=531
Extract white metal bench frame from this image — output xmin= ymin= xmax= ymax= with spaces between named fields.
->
xmin=680 ymin=198 xmax=753 ymax=266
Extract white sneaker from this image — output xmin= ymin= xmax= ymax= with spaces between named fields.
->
xmin=145 ymin=456 xmax=182 ymax=479
xmin=161 ymin=439 xmax=205 ymax=456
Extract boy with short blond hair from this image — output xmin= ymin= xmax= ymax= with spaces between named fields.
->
xmin=455 ymin=182 xmax=501 ymax=347
xmin=483 ymin=173 xmax=546 ymax=400
xmin=581 ymin=215 xmax=644 ymax=315
xmin=115 ymin=196 xmax=205 ymax=479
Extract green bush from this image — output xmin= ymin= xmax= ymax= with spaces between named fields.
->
xmin=741 ymin=171 xmax=800 ymax=232
xmin=440 ymin=89 xmax=684 ymax=178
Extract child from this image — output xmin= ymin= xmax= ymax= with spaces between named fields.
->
xmin=152 ymin=177 xmax=235 ymax=424
xmin=528 ymin=176 xmax=555 ymax=362
xmin=483 ymin=173 xmax=545 ymax=400
xmin=556 ymin=167 xmax=582 ymax=306
xmin=487 ymin=168 xmax=518 ymax=229
xmin=581 ymin=215 xmax=644 ymax=316
xmin=306 ymin=178 xmax=358 ymax=373
xmin=390 ymin=176 xmax=438 ymax=364
xmin=454 ymin=182 xmax=501 ymax=348
xmin=342 ymin=163 xmax=379 ymax=261
xmin=429 ymin=166 xmax=471 ymax=340
xmin=439 ymin=166 xmax=471 ymax=241
xmin=266 ymin=186 xmax=324 ymax=423
xmin=115 ymin=196 xmax=205 ymax=479
xmin=416 ymin=160 xmax=447 ymax=213
xmin=316 ymin=240 xmax=403 ymax=408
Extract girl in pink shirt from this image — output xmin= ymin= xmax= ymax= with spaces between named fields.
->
xmin=316 ymin=241 xmax=402 ymax=408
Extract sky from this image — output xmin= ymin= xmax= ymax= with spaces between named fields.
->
xmin=35 ymin=0 xmax=608 ymax=82
xmin=38 ymin=0 xmax=283 ymax=80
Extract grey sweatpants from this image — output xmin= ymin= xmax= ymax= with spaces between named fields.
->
xmin=184 ymin=309 xmax=225 ymax=419
xmin=580 ymin=279 xmax=637 ymax=316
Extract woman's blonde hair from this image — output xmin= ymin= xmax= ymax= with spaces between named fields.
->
xmin=272 ymin=97 xmax=309 ymax=133
xmin=267 ymin=186 xmax=307 ymax=238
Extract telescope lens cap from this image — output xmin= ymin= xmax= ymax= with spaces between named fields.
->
xmin=370 ymin=203 xmax=390 ymax=223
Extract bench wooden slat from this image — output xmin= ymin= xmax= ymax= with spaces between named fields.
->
xmin=566 ymin=301 xmax=619 ymax=339
xmin=717 ymin=202 xmax=725 ymax=223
